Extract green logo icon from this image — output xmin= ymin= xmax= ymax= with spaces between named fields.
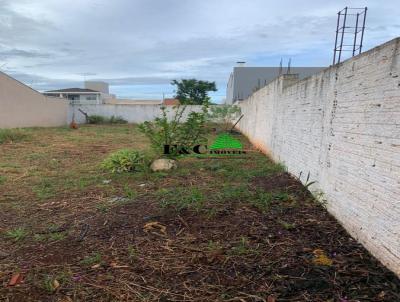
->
xmin=210 ymin=133 xmax=243 ymax=150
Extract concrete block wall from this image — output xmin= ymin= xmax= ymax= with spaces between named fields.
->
xmin=0 ymin=71 xmax=69 ymax=128
xmin=236 ymin=37 xmax=400 ymax=276
xmin=69 ymin=103 xmax=207 ymax=124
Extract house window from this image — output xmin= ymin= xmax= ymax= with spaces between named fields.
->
xmin=67 ymin=95 xmax=79 ymax=100
xmin=86 ymin=95 xmax=97 ymax=100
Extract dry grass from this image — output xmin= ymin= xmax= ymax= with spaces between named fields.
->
xmin=0 ymin=125 xmax=399 ymax=302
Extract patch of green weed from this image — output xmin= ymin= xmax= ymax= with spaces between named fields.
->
xmin=0 ymin=129 xmax=28 ymax=144
xmin=33 ymin=179 xmax=55 ymax=200
xmin=217 ymin=184 xmax=252 ymax=202
xmin=123 ymin=185 xmax=137 ymax=199
xmin=280 ymin=220 xmax=296 ymax=230
xmin=49 ymin=232 xmax=67 ymax=241
xmin=80 ymin=252 xmax=102 ymax=266
xmin=249 ymin=191 xmax=291 ymax=212
xmin=96 ymin=203 xmax=110 ymax=213
xmin=229 ymin=237 xmax=257 ymax=255
xmin=157 ymin=187 xmax=205 ymax=212
xmin=127 ymin=245 xmax=138 ymax=263
xmin=5 ymin=227 xmax=28 ymax=241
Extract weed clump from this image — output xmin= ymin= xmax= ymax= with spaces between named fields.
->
xmin=5 ymin=227 xmax=29 ymax=241
xmin=87 ymin=115 xmax=127 ymax=124
xmin=80 ymin=252 xmax=102 ymax=266
xmin=0 ymin=129 xmax=28 ymax=144
xmin=157 ymin=187 xmax=205 ymax=212
xmin=102 ymin=149 xmax=148 ymax=173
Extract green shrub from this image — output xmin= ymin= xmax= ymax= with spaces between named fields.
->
xmin=0 ymin=129 xmax=27 ymax=144
xmin=208 ymin=105 xmax=241 ymax=131
xmin=138 ymin=104 xmax=209 ymax=156
xmin=102 ymin=149 xmax=148 ymax=173
xmin=109 ymin=116 xmax=128 ymax=124
xmin=87 ymin=115 xmax=107 ymax=124
xmin=87 ymin=115 xmax=127 ymax=124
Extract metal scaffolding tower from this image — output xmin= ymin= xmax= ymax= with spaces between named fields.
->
xmin=333 ymin=7 xmax=367 ymax=65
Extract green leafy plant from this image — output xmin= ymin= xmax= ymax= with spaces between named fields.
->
xmin=87 ymin=115 xmax=107 ymax=124
xmin=123 ymin=185 xmax=137 ymax=199
xmin=299 ymin=171 xmax=317 ymax=189
xmin=34 ymin=231 xmax=67 ymax=242
xmin=42 ymin=275 xmax=58 ymax=293
xmin=208 ymin=105 xmax=241 ymax=131
xmin=217 ymin=184 xmax=252 ymax=203
xmin=33 ymin=179 xmax=55 ymax=200
xmin=96 ymin=202 xmax=110 ymax=213
xmin=138 ymin=104 xmax=209 ymax=156
xmin=0 ymin=129 xmax=28 ymax=144
xmin=102 ymin=149 xmax=148 ymax=173
xmin=109 ymin=115 xmax=128 ymax=124
xmin=127 ymin=244 xmax=138 ymax=263
xmin=171 ymin=79 xmax=217 ymax=105
xmin=49 ymin=232 xmax=67 ymax=241
xmin=5 ymin=227 xmax=28 ymax=241
xmin=249 ymin=191 xmax=290 ymax=212
xmin=230 ymin=237 xmax=255 ymax=255
xmin=207 ymin=240 xmax=223 ymax=251
xmin=280 ymin=220 xmax=296 ymax=230
xmin=80 ymin=252 xmax=102 ymax=266
xmin=87 ymin=115 xmax=127 ymax=124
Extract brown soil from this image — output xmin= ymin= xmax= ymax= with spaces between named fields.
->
xmin=0 ymin=126 xmax=399 ymax=302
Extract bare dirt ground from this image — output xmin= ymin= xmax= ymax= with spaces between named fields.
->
xmin=0 ymin=125 xmax=399 ymax=302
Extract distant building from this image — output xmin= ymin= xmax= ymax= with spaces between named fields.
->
xmin=163 ymin=98 xmax=180 ymax=106
xmin=44 ymin=88 xmax=104 ymax=104
xmin=105 ymin=99 xmax=162 ymax=105
xmin=44 ymin=81 xmax=115 ymax=104
xmin=226 ymin=65 xmax=325 ymax=104
xmin=84 ymin=81 xmax=109 ymax=94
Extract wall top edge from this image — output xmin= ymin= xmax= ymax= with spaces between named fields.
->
xmin=239 ymin=37 xmax=400 ymax=103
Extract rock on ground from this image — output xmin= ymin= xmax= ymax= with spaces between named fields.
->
xmin=150 ymin=159 xmax=177 ymax=172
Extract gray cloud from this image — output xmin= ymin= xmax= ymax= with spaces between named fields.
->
xmin=0 ymin=47 xmax=51 ymax=59
xmin=0 ymin=0 xmax=399 ymax=101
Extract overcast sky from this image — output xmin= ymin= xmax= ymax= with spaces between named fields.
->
xmin=0 ymin=0 xmax=399 ymax=102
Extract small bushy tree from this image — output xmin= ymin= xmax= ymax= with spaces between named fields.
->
xmin=172 ymin=79 xmax=217 ymax=105
xmin=208 ymin=104 xmax=241 ymax=131
xmin=138 ymin=104 xmax=209 ymax=156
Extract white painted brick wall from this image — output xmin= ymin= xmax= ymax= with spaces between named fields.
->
xmin=68 ymin=104 xmax=206 ymax=124
xmin=237 ymin=38 xmax=400 ymax=276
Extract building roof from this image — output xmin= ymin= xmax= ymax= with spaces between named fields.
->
xmin=163 ymin=98 xmax=180 ymax=105
xmin=45 ymin=88 xmax=100 ymax=93
xmin=105 ymin=99 xmax=162 ymax=105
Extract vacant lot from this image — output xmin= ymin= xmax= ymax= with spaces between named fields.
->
xmin=0 ymin=125 xmax=399 ymax=302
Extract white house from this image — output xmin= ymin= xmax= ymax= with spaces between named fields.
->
xmin=43 ymin=81 xmax=115 ymax=105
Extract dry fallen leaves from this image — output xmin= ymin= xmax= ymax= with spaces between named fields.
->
xmin=143 ymin=221 xmax=167 ymax=235
xmin=53 ymin=279 xmax=60 ymax=290
xmin=109 ymin=261 xmax=129 ymax=268
xmin=312 ymin=249 xmax=333 ymax=266
xmin=267 ymin=295 xmax=277 ymax=302
xmin=8 ymin=273 xmax=23 ymax=286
